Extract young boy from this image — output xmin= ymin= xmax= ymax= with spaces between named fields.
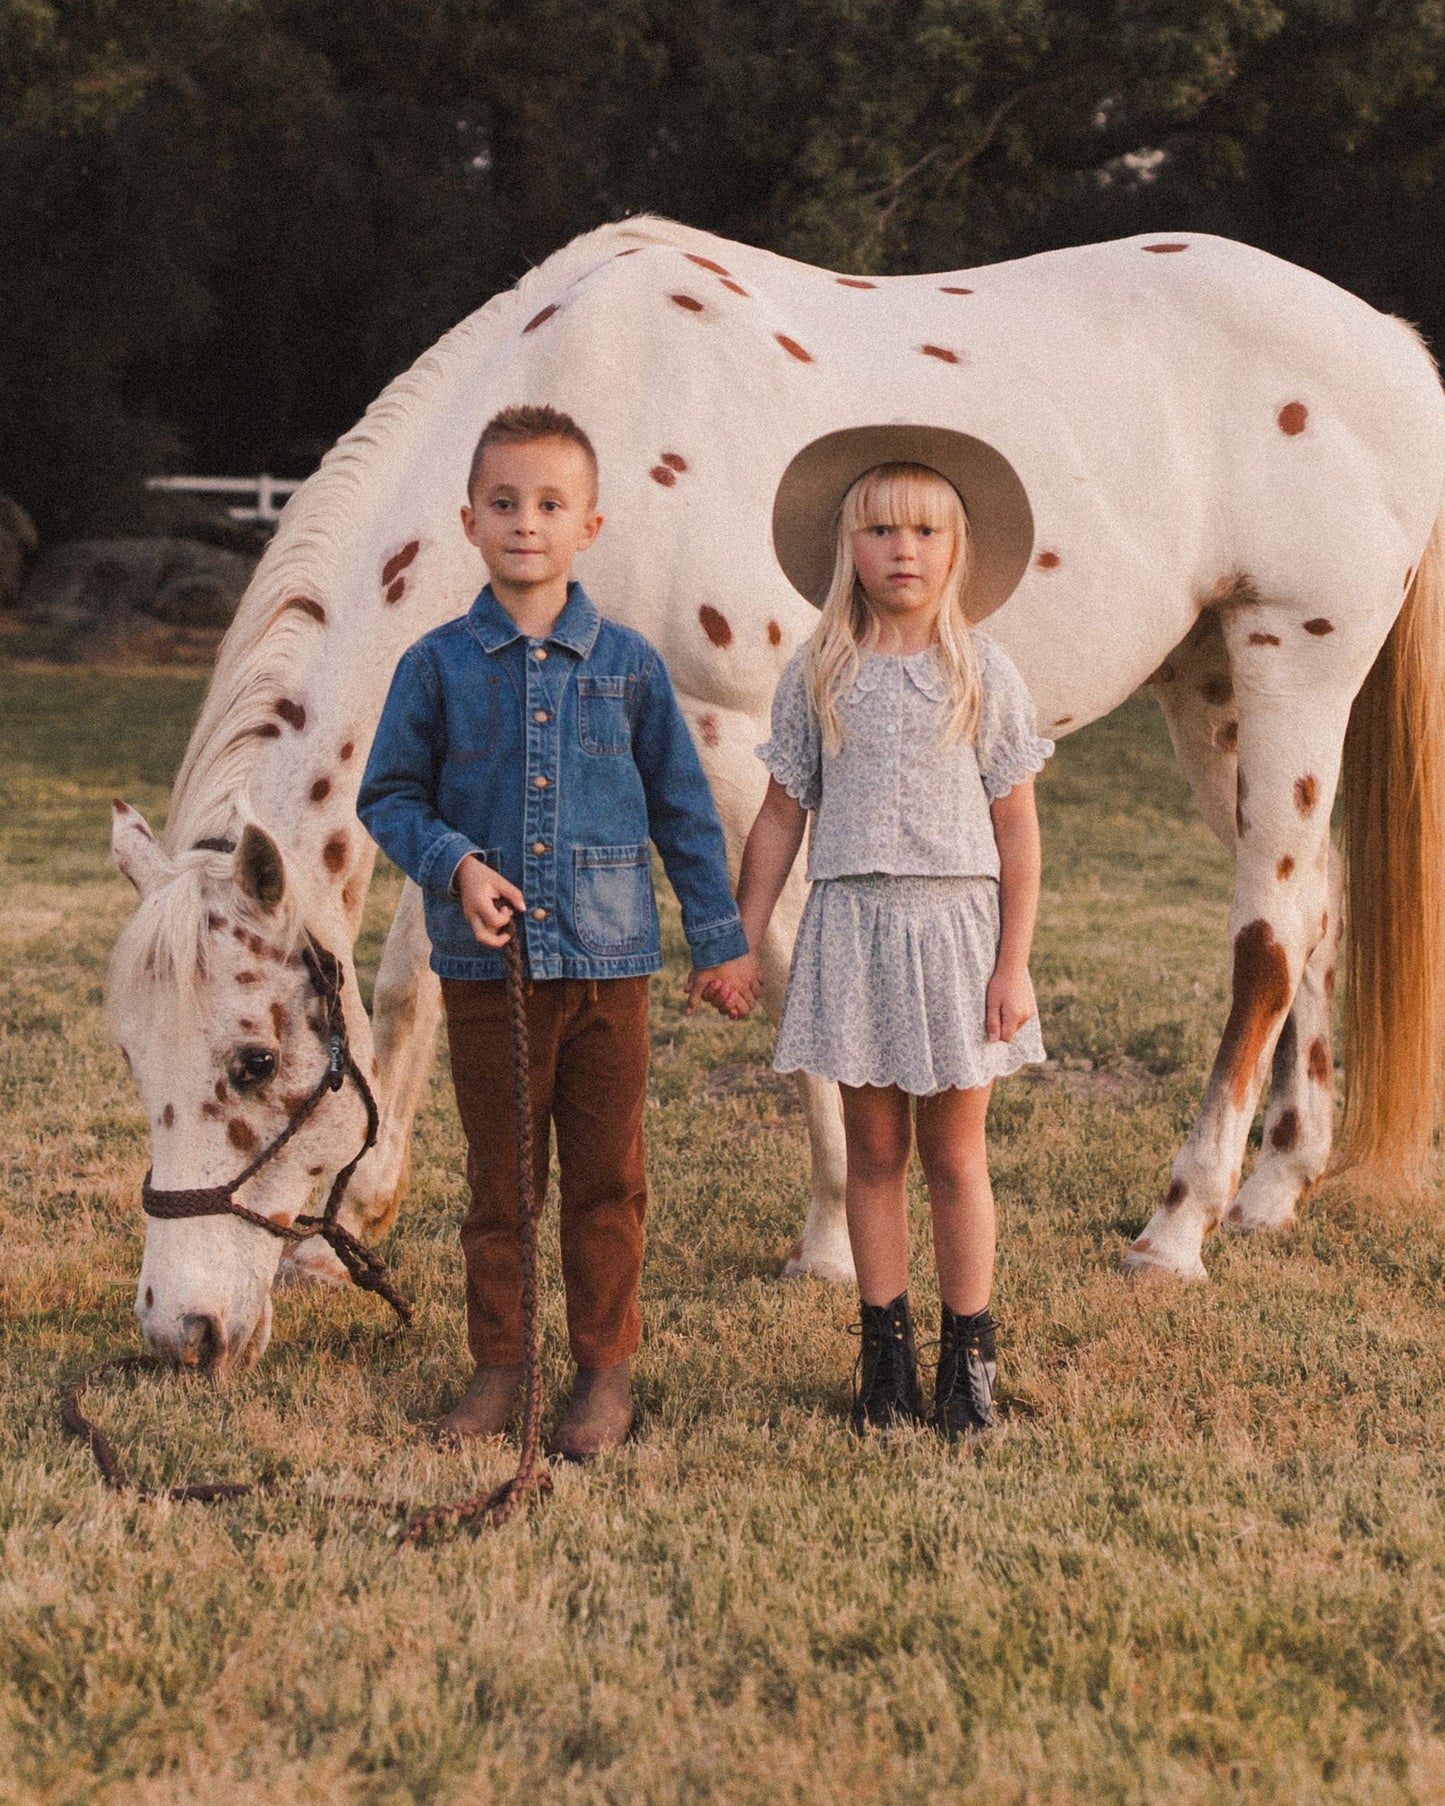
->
xmin=358 ymin=404 xmax=760 ymax=1457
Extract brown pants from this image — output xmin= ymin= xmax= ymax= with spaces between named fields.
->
xmin=441 ymin=975 xmax=649 ymax=1370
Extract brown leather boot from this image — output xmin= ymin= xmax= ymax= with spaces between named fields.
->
xmin=550 ymin=1360 xmax=634 ymax=1461
xmin=434 ymin=1363 xmax=525 ymax=1447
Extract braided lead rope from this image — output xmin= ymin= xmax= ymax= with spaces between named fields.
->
xmin=60 ymin=1356 xmax=408 ymax=1514
xmin=396 ymin=926 xmax=552 ymax=1548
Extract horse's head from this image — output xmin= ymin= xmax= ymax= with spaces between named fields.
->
xmin=106 ymin=803 xmax=374 ymax=1374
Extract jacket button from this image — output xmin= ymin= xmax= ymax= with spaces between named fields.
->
xmin=533 ymin=647 xmax=548 ymax=661
xmin=534 ymin=709 xmax=549 ymax=722
xmin=532 ymin=907 xmax=547 ymax=921
xmin=533 ymin=775 xmax=549 ymax=788
xmin=531 ymin=841 xmax=548 ymax=855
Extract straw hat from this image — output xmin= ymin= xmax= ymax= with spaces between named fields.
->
xmin=770 ymin=423 xmax=1034 ymax=622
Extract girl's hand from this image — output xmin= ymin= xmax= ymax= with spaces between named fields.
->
xmin=685 ymin=953 xmax=763 ymax=1019
xmin=456 ymin=855 xmax=527 ymax=948
xmin=986 ymin=963 xmax=1035 ymax=1044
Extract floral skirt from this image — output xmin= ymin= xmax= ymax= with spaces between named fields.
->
xmin=774 ymin=874 xmax=1046 ymax=1096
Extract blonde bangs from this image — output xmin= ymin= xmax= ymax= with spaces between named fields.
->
xmin=840 ymin=463 xmax=967 ymax=539
xmin=804 ymin=462 xmax=981 ymax=755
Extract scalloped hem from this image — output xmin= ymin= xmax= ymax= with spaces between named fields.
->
xmin=774 ymin=1041 xmax=1043 ymax=1096
xmin=755 ymin=740 xmax=819 ymax=810
xmin=982 ymin=736 xmax=1054 ymax=803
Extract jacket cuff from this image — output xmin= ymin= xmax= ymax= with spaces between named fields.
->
xmin=686 ymin=913 xmax=751 ymax=969
xmin=419 ymin=829 xmax=483 ymax=894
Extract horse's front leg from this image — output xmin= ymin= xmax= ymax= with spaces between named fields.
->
xmin=679 ymin=691 xmax=853 ymax=1284
xmin=1125 ymin=618 xmax=1353 ymax=1279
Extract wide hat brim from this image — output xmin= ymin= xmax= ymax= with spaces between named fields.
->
xmin=771 ymin=424 xmax=1034 ymax=623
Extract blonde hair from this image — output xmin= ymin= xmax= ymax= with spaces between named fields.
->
xmin=803 ymin=463 xmax=978 ymax=754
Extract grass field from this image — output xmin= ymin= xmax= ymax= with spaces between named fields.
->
xmin=6 ymin=665 xmax=1445 ymax=1805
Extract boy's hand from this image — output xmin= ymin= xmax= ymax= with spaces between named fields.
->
xmin=456 ymin=855 xmax=526 ymax=948
xmin=985 ymin=962 xmax=1035 ymax=1043
xmin=685 ymin=952 xmax=764 ymax=1020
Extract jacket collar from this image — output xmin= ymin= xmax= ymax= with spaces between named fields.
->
xmin=465 ymin=580 xmax=601 ymax=658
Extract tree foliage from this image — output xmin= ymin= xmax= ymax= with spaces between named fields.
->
xmin=4 ymin=0 xmax=1444 ymax=537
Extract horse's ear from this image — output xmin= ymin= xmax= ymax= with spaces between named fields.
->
xmin=234 ymin=824 xmax=286 ymax=913
xmin=111 ymin=800 xmax=174 ymax=894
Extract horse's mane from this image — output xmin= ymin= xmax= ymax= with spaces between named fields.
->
xmin=162 ymin=214 xmax=702 ymax=855
xmin=107 ymin=842 xmax=307 ymax=1021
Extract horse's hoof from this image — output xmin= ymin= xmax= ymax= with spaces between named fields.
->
xmin=779 ymin=1240 xmax=855 ymax=1284
xmin=1119 ymin=1245 xmax=1208 ymax=1283
xmin=1223 ymin=1197 xmax=1298 ymax=1236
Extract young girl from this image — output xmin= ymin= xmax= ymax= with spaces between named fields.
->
xmin=729 ymin=430 xmax=1051 ymax=1440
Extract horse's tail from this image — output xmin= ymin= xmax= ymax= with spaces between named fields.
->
xmin=1339 ymin=504 xmax=1445 ymax=1182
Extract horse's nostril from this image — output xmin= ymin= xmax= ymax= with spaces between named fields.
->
xmin=181 ymin=1313 xmax=225 ymax=1370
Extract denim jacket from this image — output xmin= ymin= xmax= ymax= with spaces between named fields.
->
xmin=358 ymin=582 xmax=749 ymax=981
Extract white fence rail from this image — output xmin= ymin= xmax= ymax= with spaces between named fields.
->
xmin=144 ymin=474 xmax=303 ymax=525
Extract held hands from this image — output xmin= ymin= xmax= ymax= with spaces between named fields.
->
xmin=685 ymin=952 xmax=764 ymax=1020
xmin=457 ymin=855 xmax=527 ymax=948
xmin=986 ymin=961 xmax=1036 ymax=1044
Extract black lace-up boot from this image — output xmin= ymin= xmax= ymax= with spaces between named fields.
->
xmin=931 ymin=1305 xmax=998 ymax=1442
xmin=850 ymin=1292 xmax=925 ymax=1436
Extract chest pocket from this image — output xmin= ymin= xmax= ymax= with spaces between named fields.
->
xmin=577 ymin=674 xmax=634 ymax=756
xmin=446 ymin=671 xmax=502 ymax=759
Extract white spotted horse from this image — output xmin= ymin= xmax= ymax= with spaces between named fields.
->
xmin=106 ymin=215 xmax=1445 ymax=1370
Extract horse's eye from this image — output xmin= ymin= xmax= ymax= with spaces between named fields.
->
xmin=230 ymin=1046 xmax=277 ymax=1091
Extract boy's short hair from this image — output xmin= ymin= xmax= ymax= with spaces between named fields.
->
xmin=467 ymin=405 xmax=598 ymax=498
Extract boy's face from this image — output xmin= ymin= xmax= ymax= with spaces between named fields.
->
xmin=461 ymin=437 xmax=603 ymax=592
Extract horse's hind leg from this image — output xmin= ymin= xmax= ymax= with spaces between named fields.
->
xmin=1125 ymin=599 xmax=1355 ymax=1278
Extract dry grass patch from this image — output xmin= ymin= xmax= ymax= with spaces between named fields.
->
xmin=4 ymin=674 xmax=1445 ymax=1804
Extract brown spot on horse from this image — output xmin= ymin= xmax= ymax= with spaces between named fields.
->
xmin=1248 ymin=631 xmax=1281 ymax=647
xmin=323 ymin=833 xmax=349 ymax=875
xmin=939 ymin=286 xmax=974 ymax=294
xmin=340 ymin=741 xmax=355 ymax=761
xmin=310 ymin=776 xmax=332 ymax=804
xmin=227 ymin=1118 xmax=258 ymax=1154
xmin=1165 ymin=1178 xmax=1188 ymax=1208
xmin=686 ymin=254 xmax=731 ymax=275
xmin=270 ymin=1001 xmax=289 ymax=1039
xmin=1324 ymin=966 xmax=1336 ymax=1001
xmin=1215 ymin=720 xmax=1239 ymax=752
xmin=837 ymin=278 xmax=877 ymax=289
xmin=524 ymin=304 xmax=559 ymax=333
xmin=382 ymin=542 xmax=419 ymax=586
xmin=1308 ymin=1037 xmax=1331 ymax=1084
xmin=699 ymin=605 xmax=733 ymax=648
xmin=280 ymin=596 xmax=327 ymax=625
xmin=1235 ymin=771 xmax=1249 ymax=837
xmin=1294 ymin=775 xmax=1319 ymax=815
xmin=775 ymin=334 xmax=813 ymax=363
xmin=699 ymin=713 xmax=720 ymax=748
xmin=1303 ymin=618 xmax=1334 ymax=636
xmin=1278 ymin=402 xmax=1308 ymax=436
xmin=920 ymin=345 xmax=961 ymax=363
xmin=1054 ymin=716 xmax=1075 ymax=729
xmin=1035 ymin=550 xmax=1061 ymax=570
xmin=768 ymin=621 xmax=782 ymax=647
xmin=274 ymin=699 xmax=307 ymax=731
xmin=719 ymin=279 xmax=749 ymax=296
xmin=1144 ymin=243 xmax=1189 ymax=254
xmin=161 ymin=1103 xmax=174 ymax=1128
xmin=650 ymin=466 xmax=677 ymax=487
xmin=660 ymin=452 xmax=688 ymax=472
xmin=235 ymin=970 xmax=261 ymax=986
xmin=671 ymin=293 xmax=705 ymax=312
xmin=1269 ymin=1108 xmax=1301 ymax=1153
xmin=1276 ymin=855 xmax=1295 ymax=880
xmin=249 ymin=723 xmax=282 ymax=739
xmin=385 ymin=579 xmax=407 ymax=604
xmin=1212 ymin=919 xmax=1293 ymax=1108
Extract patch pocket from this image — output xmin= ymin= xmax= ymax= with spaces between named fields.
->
xmin=574 ymin=844 xmax=654 ymax=955
xmin=577 ymin=674 xmax=634 ymax=756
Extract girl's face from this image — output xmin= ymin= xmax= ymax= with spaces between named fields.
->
xmin=849 ymin=520 xmax=958 ymax=626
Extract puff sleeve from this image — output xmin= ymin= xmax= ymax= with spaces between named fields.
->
xmin=756 ymin=649 xmax=822 ymax=810
xmin=973 ymin=634 xmax=1054 ymax=802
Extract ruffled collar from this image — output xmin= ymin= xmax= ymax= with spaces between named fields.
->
xmin=851 ymin=646 xmax=950 ymax=702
